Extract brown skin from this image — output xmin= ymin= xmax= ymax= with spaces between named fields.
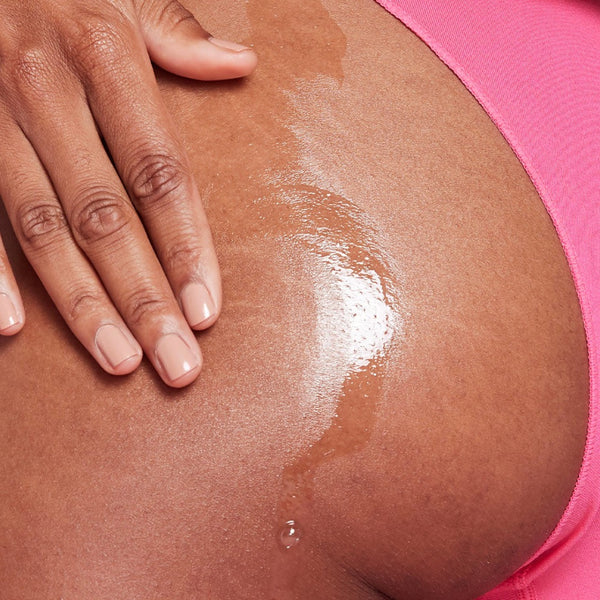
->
xmin=0 ymin=0 xmax=257 ymax=386
xmin=0 ymin=0 xmax=589 ymax=598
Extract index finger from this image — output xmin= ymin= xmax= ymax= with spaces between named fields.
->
xmin=70 ymin=18 xmax=223 ymax=331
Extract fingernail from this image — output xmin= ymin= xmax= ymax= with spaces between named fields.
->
xmin=155 ymin=333 xmax=200 ymax=383
xmin=0 ymin=293 xmax=20 ymax=332
xmin=208 ymin=37 xmax=251 ymax=52
xmin=95 ymin=324 xmax=139 ymax=369
xmin=180 ymin=283 xmax=216 ymax=328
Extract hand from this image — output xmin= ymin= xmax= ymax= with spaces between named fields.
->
xmin=0 ymin=0 xmax=257 ymax=386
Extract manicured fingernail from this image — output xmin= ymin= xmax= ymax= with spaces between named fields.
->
xmin=0 ymin=293 xmax=20 ymax=332
xmin=180 ymin=283 xmax=216 ymax=328
xmin=208 ymin=37 xmax=251 ymax=52
xmin=95 ymin=324 xmax=139 ymax=369
xmin=155 ymin=333 xmax=200 ymax=383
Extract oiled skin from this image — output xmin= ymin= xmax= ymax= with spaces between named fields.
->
xmin=0 ymin=1 xmax=589 ymax=599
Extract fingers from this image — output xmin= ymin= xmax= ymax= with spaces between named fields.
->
xmin=69 ymin=15 xmax=223 ymax=332
xmin=0 ymin=121 xmax=143 ymax=372
xmin=0 ymin=232 xmax=24 ymax=336
xmin=0 ymin=1 xmax=252 ymax=385
xmin=9 ymin=80 xmax=203 ymax=386
xmin=137 ymin=0 xmax=257 ymax=80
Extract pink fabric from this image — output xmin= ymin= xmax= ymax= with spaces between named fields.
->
xmin=373 ymin=1 xmax=600 ymax=598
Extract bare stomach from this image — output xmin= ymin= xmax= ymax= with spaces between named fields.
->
xmin=0 ymin=0 xmax=589 ymax=598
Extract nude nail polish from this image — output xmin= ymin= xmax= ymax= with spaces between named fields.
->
xmin=155 ymin=333 xmax=200 ymax=383
xmin=0 ymin=293 xmax=20 ymax=332
xmin=208 ymin=37 xmax=251 ymax=52
xmin=95 ymin=324 xmax=139 ymax=369
xmin=180 ymin=283 xmax=216 ymax=328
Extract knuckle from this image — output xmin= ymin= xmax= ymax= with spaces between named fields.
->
xmin=70 ymin=189 xmax=132 ymax=244
xmin=69 ymin=18 xmax=129 ymax=72
xmin=155 ymin=0 xmax=197 ymax=29
xmin=162 ymin=239 xmax=203 ymax=272
xmin=8 ymin=47 xmax=55 ymax=96
xmin=16 ymin=202 xmax=69 ymax=250
xmin=129 ymin=152 xmax=189 ymax=210
xmin=64 ymin=287 xmax=104 ymax=323
xmin=122 ymin=287 xmax=172 ymax=327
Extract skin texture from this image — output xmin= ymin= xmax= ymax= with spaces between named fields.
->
xmin=0 ymin=0 xmax=257 ymax=386
xmin=0 ymin=0 xmax=590 ymax=598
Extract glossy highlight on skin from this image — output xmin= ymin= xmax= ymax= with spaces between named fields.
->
xmin=241 ymin=0 xmax=406 ymax=584
xmin=258 ymin=185 xmax=405 ymax=595
xmin=254 ymin=185 xmax=404 ymax=522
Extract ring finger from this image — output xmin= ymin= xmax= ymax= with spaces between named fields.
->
xmin=0 ymin=118 xmax=143 ymax=375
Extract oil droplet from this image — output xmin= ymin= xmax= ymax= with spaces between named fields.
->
xmin=278 ymin=520 xmax=301 ymax=550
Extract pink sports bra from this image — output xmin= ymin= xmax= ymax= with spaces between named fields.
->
xmin=374 ymin=1 xmax=600 ymax=598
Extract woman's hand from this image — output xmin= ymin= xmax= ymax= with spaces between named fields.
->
xmin=0 ymin=0 xmax=256 ymax=386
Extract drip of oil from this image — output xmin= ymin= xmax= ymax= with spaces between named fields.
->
xmin=254 ymin=184 xmax=404 ymax=552
xmin=278 ymin=520 xmax=302 ymax=550
xmin=258 ymin=185 xmax=404 ymax=600
xmin=232 ymin=0 xmax=404 ymax=595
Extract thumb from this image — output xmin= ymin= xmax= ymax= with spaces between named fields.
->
xmin=137 ymin=0 xmax=258 ymax=81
